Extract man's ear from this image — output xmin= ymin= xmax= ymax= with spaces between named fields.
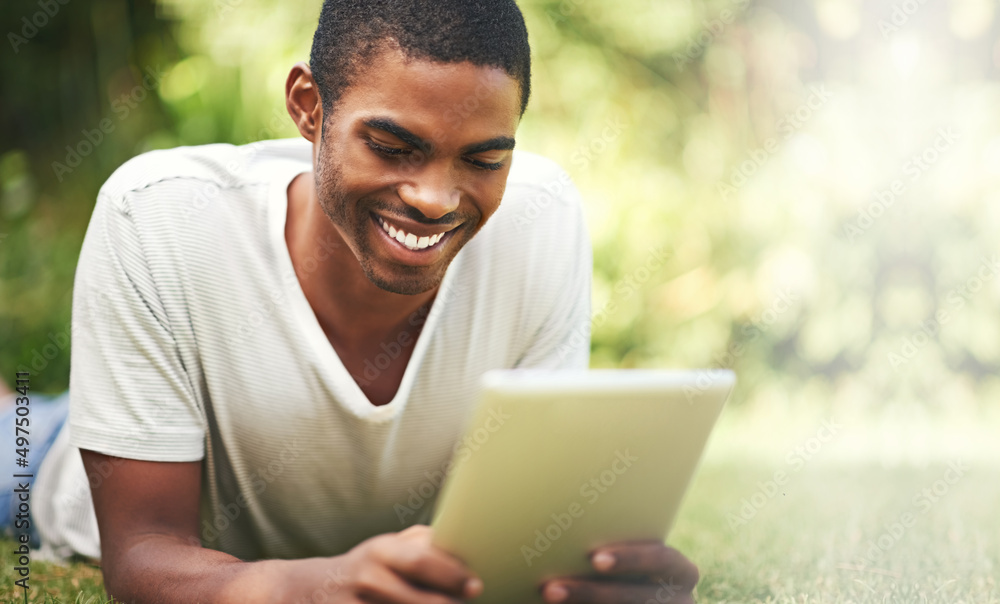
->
xmin=286 ymin=62 xmax=323 ymax=142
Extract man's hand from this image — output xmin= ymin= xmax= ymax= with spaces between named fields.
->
xmin=539 ymin=541 xmax=699 ymax=604
xmin=286 ymin=525 xmax=482 ymax=604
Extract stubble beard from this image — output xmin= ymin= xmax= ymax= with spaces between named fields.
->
xmin=313 ymin=145 xmax=455 ymax=296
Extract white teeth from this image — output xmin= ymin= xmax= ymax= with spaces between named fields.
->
xmin=377 ymin=215 xmax=448 ymax=251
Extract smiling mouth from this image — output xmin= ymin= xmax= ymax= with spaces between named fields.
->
xmin=374 ymin=214 xmax=454 ymax=252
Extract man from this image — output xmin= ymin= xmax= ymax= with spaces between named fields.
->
xmin=32 ymin=0 xmax=700 ymax=601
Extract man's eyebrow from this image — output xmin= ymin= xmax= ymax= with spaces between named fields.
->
xmin=362 ymin=118 xmax=431 ymax=153
xmin=362 ymin=117 xmax=515 ymax=156
xmin=461 ymin=136 xmax=516 ymax=155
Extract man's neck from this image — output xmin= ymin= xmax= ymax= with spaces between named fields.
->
xmin=284 ymin=172 xmax=438 ymax=351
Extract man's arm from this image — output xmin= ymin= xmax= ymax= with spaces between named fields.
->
xmin=80 ymin=449 xmax=288 ymax=602
xmin=82 ymin=449 xmax=482 ymax=604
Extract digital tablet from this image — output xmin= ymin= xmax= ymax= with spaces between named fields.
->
xmin=430 ymin=369 xmax=735 ymax=604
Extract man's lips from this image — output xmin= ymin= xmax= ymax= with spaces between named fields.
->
xmin=371 ymin=212 xmax=458 ymax=252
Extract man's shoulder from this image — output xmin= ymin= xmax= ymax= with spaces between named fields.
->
xmin=505 ymin=149 xmax=578 ymax=197
xmin=454 ymin=150 xmax=591 ymax=345
xmin=97 ymin=138 xmax=311 ymax=204
xmin=463 ymin=149 xmax=590 ymax=280
xmin=489 ymin=149 xmax=586 ymax=236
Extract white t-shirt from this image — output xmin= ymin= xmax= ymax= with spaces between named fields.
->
xmin=34 ymin=138 xmax=592 ymax=562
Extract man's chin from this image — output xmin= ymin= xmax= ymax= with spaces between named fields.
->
xmin=363 ymin=265 xmax=445 ymax=296
xmin=353 ymin=219 xmax=473 ymax=295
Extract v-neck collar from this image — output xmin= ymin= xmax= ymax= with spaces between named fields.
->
xmin=267 ymin=165 xmax=463 ymax=422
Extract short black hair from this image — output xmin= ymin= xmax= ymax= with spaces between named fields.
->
xmin=309 ymin=0 xmax=531 ymax=117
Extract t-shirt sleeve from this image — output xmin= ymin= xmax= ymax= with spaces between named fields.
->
xmin=512 ymin=174 xmax=593 ymax=371
xmin=67 ymin=188 xmax=206 ymax=461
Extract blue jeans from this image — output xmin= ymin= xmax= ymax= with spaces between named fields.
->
xmin=1 ymin=390 xmax=70 ymax=547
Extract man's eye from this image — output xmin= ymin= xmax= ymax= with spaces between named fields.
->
xmin=465 ymin=157 xmax=505 ymax=171
xmin=367 ymin=141 xmax=410 ymax=157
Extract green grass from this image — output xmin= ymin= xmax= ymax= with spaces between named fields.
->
xmin=672 ymin=461 xmax=1000 ymax=603
xmin=0 ymin=550 xmax=106 ymax=604
xmin=3 ymin=461 xmax=998 ymax=603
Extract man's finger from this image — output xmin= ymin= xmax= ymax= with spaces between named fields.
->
xmin=588 ymin=541 xmax=699 ymax=587
xmin=541 ymin=578 xmax=695 ymax=604
xmin=373 ymin=529 xmax=482 ymax=599
xmin=354 ymin=564 xmax=465 ymax=604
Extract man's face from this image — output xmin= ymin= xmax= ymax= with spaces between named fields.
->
xmin=312 ymin=46 xmax=522 ymax=296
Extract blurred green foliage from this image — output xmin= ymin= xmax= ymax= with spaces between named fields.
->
xmin=2 ymin=0 xmax=999 ymax=415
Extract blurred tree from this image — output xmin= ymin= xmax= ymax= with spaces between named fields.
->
xmin=2 ymin=0 xmax=182 ymax=392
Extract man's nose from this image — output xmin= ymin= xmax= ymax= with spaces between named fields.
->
xmin=396 ymin=160 xmax=461 ymax=220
